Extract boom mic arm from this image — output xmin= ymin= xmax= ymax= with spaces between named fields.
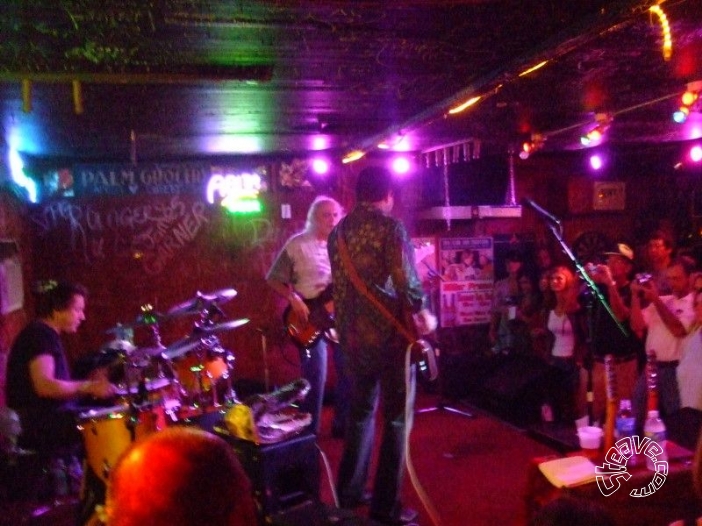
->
xmin=521 ymin=198 xmax=561 ymax=225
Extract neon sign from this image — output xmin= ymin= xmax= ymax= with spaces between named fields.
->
xmin=206 ymin=170 xmax=266 ymax=214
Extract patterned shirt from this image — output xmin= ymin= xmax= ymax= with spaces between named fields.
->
xmin=328 ymin=202 xmax=425 ymax=368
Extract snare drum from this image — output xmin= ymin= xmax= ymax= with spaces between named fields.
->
xmin=77 ymin=404 xmax=166 ymax=483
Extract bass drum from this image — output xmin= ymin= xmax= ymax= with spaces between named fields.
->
xmin=77 ymin=403 xmax=166 ymax=484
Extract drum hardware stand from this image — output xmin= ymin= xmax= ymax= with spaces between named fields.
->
xmin=257 ymin=326 xmax=271 ymax=392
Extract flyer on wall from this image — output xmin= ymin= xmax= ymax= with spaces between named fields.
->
xmin=439 ymin=237 xmax=494 ymax=327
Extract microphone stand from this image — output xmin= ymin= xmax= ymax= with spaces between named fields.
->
xmin=543 ymin=219 xmax=627 ymax=425
xmin=416 ymin=265 xmax=473 ymax=419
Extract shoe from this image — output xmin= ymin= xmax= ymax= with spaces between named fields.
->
xmin=369 ymin=507 xmax=419 ymax=525
xmin=340 ymin=489 xmax=372 ymax=509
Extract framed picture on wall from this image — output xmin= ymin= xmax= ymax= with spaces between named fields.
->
xmin=0 ymin=240 xmax=23 ymax=315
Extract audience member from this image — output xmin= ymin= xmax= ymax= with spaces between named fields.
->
xmin=631 ymin=256 xmax=695 ymax=430
xmin=644 ymin=229 xmax=675 ymax=295
xmin=587 ymin=243 xmax=643 ymax=423
xmin=104 ymin=427 xmax=256 ymax=526
xmin=677 ymin=288 xmax=702 ymax=411
xmin=532 ymin=265 xmax=587 ymax=422
xmin=489 ymin=250 xmax=524 ymax=354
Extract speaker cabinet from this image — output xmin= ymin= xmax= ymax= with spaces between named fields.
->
xmin=231 ymin=432 xmax=320 ymax=524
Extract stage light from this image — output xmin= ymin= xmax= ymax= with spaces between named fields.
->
xmin=589 ymin=154 xmax=604 ymax=171
xmin=342 ymin=150 xmax=364 ymax=164
xmin=690 ymin=145 xmax=702 ymax=163
xmin=391 ymin=156 xmax=411 ymax=175
xmin=311 ymin=158 xmax=330 ymax=175
xmin=673 ymin=81 xmax=702 ymax=125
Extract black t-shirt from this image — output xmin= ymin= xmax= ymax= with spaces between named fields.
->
xmin=5 ymin=320 xmax=71 ymax=413
xmin=591 ymin=284 xmax=643 ymax=359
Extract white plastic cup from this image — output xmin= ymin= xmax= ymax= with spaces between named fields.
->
xmin=577 ymin=426 xmax=603 ymax=450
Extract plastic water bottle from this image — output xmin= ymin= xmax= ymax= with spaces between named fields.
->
xmin=615 ymin=399 xmax=635 ymax=439
xmin=643 ymin=409 xmax=667 ymax=471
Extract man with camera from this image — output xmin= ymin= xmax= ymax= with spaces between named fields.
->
xmin=587 ymin=243 xmax=643 ymax=424
xmin=630 ymin=256 xmax=695 ymax=431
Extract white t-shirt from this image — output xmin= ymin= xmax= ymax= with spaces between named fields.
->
xmin=548 ymin=310 xmax=575 ymax=358
xmin=642 ymin=293 xmax=695 ymax=362
xmin=266 ymin=231 xmax=331 ymax=299
xmin=677 ymin=326 xmax=702 ymax=410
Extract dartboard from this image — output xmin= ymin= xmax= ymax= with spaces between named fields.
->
xmin=572 ymin=230 xmax=611 ymax=264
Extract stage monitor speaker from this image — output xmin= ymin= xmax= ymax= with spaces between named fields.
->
xmin=480 ymin=355 xmax=557 ymax=426
xmin=230 ymin=432 xmax=320 ymax=524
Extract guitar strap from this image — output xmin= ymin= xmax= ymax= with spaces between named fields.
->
xmin=334 ymin=223 xmax=438 ymax=382
xmin=335 ymin=223 xmax=416 ymax=343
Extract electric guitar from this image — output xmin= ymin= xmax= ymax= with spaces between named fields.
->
xmin=283 ymin=285 xmax=336 ymax=350
xmin=645 ymin=349 xmax=659 ymax=412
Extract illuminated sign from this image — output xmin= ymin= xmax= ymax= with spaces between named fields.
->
xmin=206 ymin=170 xmax=267 ymax=214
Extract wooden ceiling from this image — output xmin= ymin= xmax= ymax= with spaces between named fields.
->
xmin=0 ymin=0 xmax=701 ymax=164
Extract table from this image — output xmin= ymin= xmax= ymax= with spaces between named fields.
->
xmin=524 ymin=442 xmax=702 ymax=526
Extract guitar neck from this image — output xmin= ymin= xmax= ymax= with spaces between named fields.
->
xmin=646 ymin=350 xmax=658 ymax=412
xmin=603 ymin=354 xmax=617 ymax=451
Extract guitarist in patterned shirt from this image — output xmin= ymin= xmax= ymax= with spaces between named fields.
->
xmin=266 ymin=195 xmax=349 ymax=437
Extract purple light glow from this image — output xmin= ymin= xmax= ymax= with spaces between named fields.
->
xmin=311 ymin=158 xmax=330 ymax=175
xmin=690 ymin=145 xmax=702 ymax=163
xmin=589 ymin=154 xmax=603 ymax=171
xmin=391 ymin=156 xmax=411 ymax=175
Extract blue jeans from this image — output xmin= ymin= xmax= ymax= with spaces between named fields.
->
xmin=299 ymin=337 xmax=327 ymax=434
xmin=331 ymin=341 xmax=351 ymax=436
xmin=632 ymin=364 xmax=680 ymax=433
xmin=337 ymin=351 xmax=416 ymax=519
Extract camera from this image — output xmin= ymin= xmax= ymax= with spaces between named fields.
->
xmin=635 ymin=273 xmax=653 ymax=285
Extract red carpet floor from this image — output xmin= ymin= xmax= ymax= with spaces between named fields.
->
xmin=315 ymin=391 xmax=556 ymax=526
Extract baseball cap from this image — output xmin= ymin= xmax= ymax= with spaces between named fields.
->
xmin=602 ymin=243 xmax=634 ymax=262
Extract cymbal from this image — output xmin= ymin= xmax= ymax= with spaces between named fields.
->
xmin=193 ymin=318 xmax=250 ymax=335
xmin=162 ymin=337 xmax=203 ymax=360
xmin=162 ymin=318 xmax=250 ymax=360
xmin=167 ymin=288 xmax=238 ymax=317
xmin=105 ymin=312 xmax=168 ymax=334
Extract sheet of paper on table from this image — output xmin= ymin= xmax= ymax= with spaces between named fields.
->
xmin=538 ymin=456 xmax=597 ymax=488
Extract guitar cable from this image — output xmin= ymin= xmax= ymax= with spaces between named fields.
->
xmin=404 ymin=344 xmax=444 ymax=526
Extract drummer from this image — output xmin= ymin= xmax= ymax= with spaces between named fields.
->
xmin=5 ymin=280 xmax=117 ymax=456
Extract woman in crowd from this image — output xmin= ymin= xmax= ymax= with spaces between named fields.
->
xmin=532 ymin=265 xmax=587 ymax=422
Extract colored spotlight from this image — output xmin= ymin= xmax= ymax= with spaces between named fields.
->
xmin=589 ymin=154 xmax=604 ymax=171
xmin=311 ymin=158 xmax=330 ymax=175
xmin=391 ymin=156 xmax=411 ymax=175
xmin=690 ymin=145 xmax=702 ymax=163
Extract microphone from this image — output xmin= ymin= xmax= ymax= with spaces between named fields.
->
xmin=521 ymin=198 xmax=561 ymax=225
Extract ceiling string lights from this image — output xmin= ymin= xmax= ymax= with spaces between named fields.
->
xmin=580 ymin=112 xmax=612 ymax=147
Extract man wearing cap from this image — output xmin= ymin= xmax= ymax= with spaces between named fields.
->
xmin=587 ymin=243 xmax=643 ymax=423
xmin=630 ymin=256 xmax=695 ymax=430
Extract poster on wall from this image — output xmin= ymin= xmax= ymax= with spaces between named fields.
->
xmin=439 ymin=237 xmax=494 ymax=327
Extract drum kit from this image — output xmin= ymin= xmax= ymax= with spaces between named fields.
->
xmin=76 ymin=288 xmax=249 ymax=483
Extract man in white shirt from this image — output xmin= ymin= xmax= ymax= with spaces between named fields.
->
xmin=630 ymin=256 xmax=695 ymax=431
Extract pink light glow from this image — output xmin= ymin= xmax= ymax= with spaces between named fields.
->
xmin=391 ymin=156 xmax=411 ymax=175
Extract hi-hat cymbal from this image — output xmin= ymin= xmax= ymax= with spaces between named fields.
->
xmin=167 ymin=288 xmax=238 ymax=317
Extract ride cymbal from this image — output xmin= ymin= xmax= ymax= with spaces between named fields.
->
xmin=167 ymin=288 xmax=238 ymax=317
xmin=192 ymin=318 xmax=250 ymax=335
